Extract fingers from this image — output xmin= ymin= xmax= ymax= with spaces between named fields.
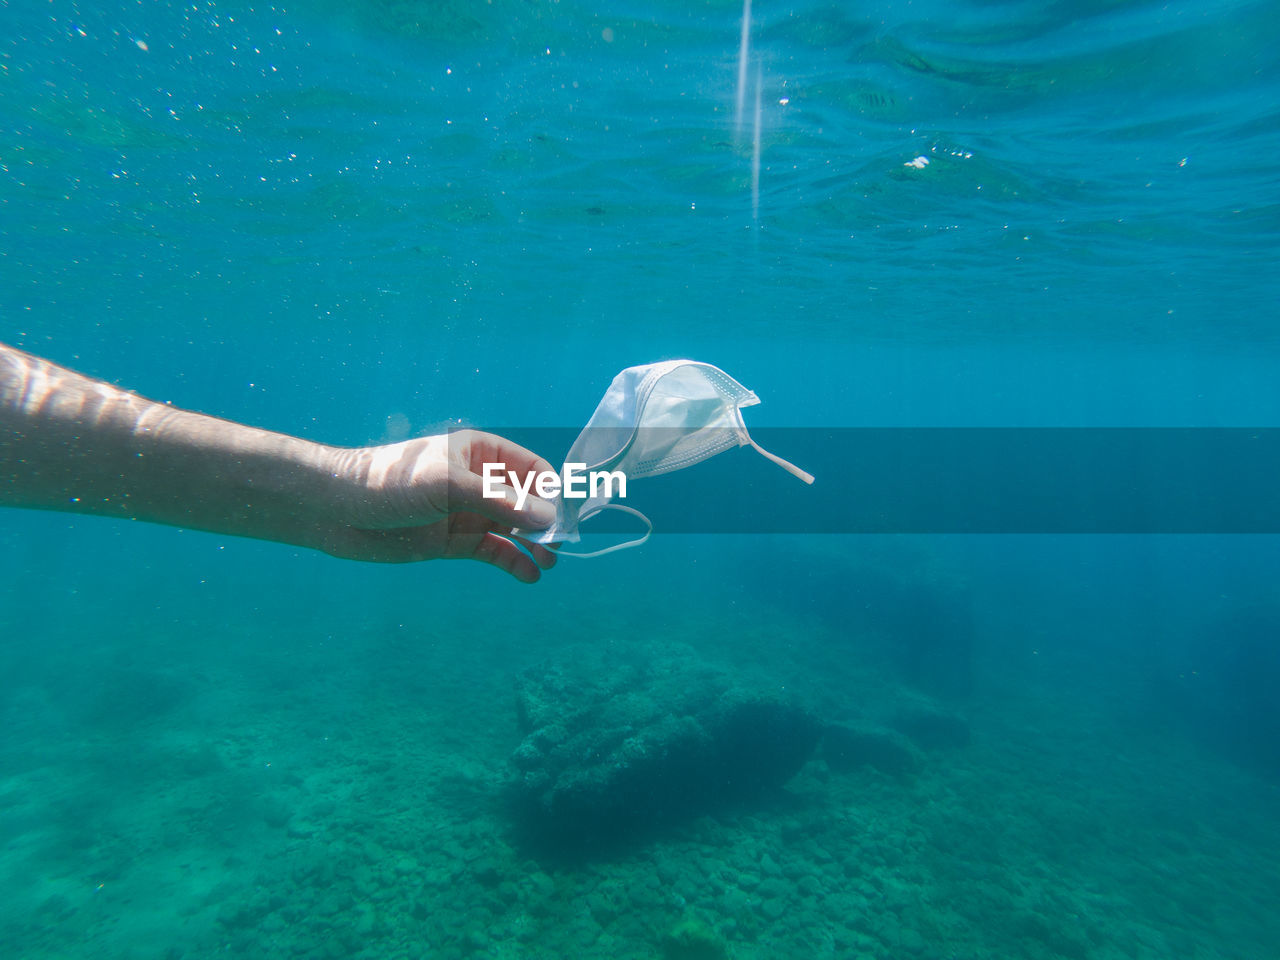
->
xmin=320 ymin=514 xmax=557 ymax=583
xmin=446 ymin=522 xmax=557 ymax=579
xmin=447 ymin=464 xmax=557 ymax=532
xmin=509 ymin=533 xmax=559 ymax=570
xmin=468 ymin=531 xmax=549 ymax=583
xmin=449 ymin=429 xmax=560 ymax=526
xmin=434 ymin=526 xmax=556 ymax=582
xmin=454 ymin=429 xmax=557 ymax=480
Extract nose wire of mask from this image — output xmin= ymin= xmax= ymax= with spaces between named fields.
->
xmin=511 ymin=360 xmax=814 ymax=557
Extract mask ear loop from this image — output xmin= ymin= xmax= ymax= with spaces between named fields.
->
xmin=554 ymin=504 xmax=653 ymax=558
xmin=746 ymin=436 xmax=816 ymax=485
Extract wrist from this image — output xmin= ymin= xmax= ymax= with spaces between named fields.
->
xmin=314 ymin=435 xmax=453 ymax=531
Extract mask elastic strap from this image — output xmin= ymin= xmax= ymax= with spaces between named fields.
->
xmin=554 ymin=504 xmax=653 ymax=558
xmin=747 ymin=436 xmax=816 ymax=485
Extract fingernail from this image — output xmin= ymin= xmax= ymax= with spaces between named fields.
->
xmin=524 ymin=496 xmax=557 ymax=528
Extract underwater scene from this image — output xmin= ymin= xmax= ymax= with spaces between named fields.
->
xmin=2 ymin=0 xmax=1280 ymax=958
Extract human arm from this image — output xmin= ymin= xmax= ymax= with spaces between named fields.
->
xmin=0 ymin=342 xmax=557 ymax=581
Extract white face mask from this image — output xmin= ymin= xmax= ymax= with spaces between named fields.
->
xmin=517 ymin=360 xmax=814 ymax=557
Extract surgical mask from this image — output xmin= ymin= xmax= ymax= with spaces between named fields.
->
xmin=515 ymin=359 xmax=814 ymax=557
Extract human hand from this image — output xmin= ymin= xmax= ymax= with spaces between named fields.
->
xmin=318 ymin=429 xmax=559 ymax=582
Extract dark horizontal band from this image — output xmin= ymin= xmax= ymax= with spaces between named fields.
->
xmin=457 ymin=427 xmax=1280 ymax=534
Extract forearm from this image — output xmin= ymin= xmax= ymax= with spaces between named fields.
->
xmin=0 ymin=342 xmax=343 ymax=548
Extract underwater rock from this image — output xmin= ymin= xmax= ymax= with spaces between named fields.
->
xmin=889 ymin=704 xmax=971 ymax=750
xmin=661 ymin=917 xmax=731 ymax=960
xmin=820 ymin=724 xmax=921 ymax=779
xmin=507 ymin=642 xmax=821 ymax=848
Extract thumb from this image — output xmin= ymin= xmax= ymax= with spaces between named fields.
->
xmin=448 ymin=467 xmax=558 ymax=530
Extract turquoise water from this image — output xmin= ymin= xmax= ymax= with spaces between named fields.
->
xmin=3 ymin=0 xmax=1280 ymax=957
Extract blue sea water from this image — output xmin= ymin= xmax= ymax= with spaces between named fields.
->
xmin=2 ymin=0 xmax=1280 ymax=958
